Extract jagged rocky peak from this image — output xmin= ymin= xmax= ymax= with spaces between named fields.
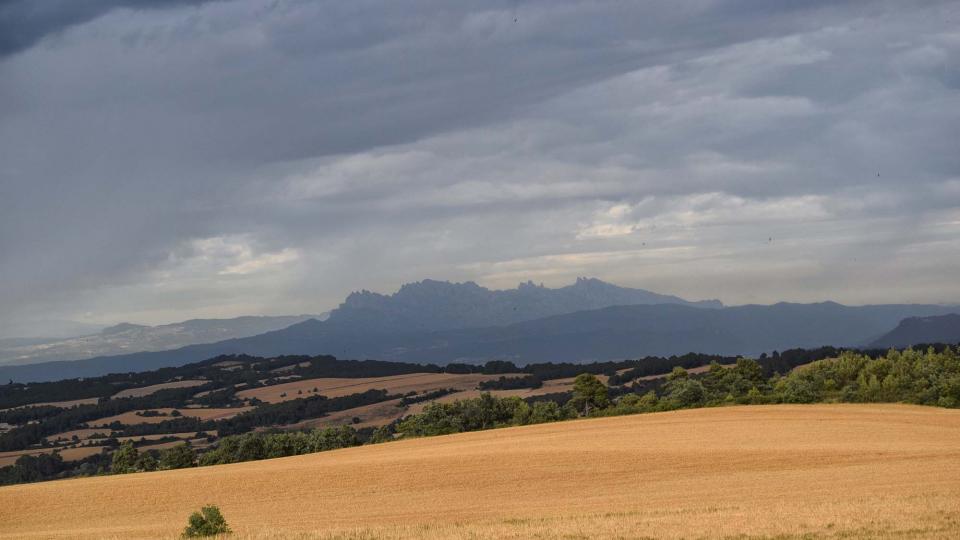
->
xmin=341 ymin=280 xmax=488 ymax=308
xmin=395 ymin=279 xmax=487 ymax=295
xmin=327 ymin=276 xmax=724 ymax=334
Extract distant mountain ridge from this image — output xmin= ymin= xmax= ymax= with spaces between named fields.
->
xmin=328 ymin=277 xmax=722 ymax=333
xmin=0 ymin=315 xmax=324 ymax=367
xmin=196 ymin=301 xmax=958 ymax=364
xmin=869 ymin=313 xmax=960 ymax=349
xmin=2 ymin=291 xmax=957 ymax=382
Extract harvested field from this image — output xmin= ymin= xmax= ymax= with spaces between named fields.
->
xmin=2 ymin=404 xmax=959 ymax=539
xmin=51 ymin=446 xmax=105 ymax=463
xmin=270 ymin=361 xmax=311 ymax=373
xmin=212 ymin=360 xmax=244 ymax=368
xmin=0 ymin=445 xmax=104 ymax=467
xmin=176 ymin=406 xmax=253 ymax=421
xmin=115 ymin=432 xmax=199 ymax=444
xmin=89 ymin=407 xmax=251 ymax=427
xmin=0 ymin=398 xmax=99 ymax=412
xmin=536 ymin=373 xmax=610 ymax=389
xmin=236 ymin=372 xmax=523 ymax=404
xmin=631 ymin=363 xmax=736 ymax=382
xmin=287 ymin=398 xmax=407 ymax=430
xmin=403 ymin=375 xmax=608 ymax=415
xmin=404 ymin=388 xmax=542 ymax=414
xmin=136 ymin=440 xmax=186 ymax=452
xmin=218 ymin=365 xmax=244 ymax=372
xmin=45 ymin=428 xmax=108 ymax=443
xmin=0 ymin=449 xmax=49 ymax=467
xmin=112 ymin=380 xmax=207 ymax=399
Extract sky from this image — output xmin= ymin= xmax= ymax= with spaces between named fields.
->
xmin=1 ymin=0 xmax=959 ymax=335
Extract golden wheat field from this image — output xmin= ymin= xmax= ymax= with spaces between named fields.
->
xmin=2 ymin=404 xmax=960 ymax=539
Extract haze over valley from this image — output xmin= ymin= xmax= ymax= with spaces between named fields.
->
xmin=1 ymin=277 xmax=957 ymax=383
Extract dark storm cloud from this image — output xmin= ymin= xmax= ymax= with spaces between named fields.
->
xmin=0 ymin=0 xmax=223 ymax=57
xmin=1 ymin=0 xmax=958 ymax=332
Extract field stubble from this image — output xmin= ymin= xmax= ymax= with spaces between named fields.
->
xmin=2 ymin=404 xmax=959 ymax=539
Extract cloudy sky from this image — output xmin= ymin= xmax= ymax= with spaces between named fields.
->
xmin=1 ymin=0 xmax=959 ymax=334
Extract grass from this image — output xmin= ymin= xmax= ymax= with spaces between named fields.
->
xmin=2 ymin=404 xmax=959 ymax=539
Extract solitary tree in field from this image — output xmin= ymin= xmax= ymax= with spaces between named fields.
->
xmin=570 ymin=373 xmax=609 ymax=416
xmin=182 ymin=505 xmax=230 ymax=537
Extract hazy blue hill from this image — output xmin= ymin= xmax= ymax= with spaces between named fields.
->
xmin=869 ymin=313 xmax=960 ymax=348
xmin=3 ymin=296 xmax=957 ymax=382
xmin=320 ymin=301 xmax=959 ymax=363
xmin=0 ymin=314 xmax=322 ymax=367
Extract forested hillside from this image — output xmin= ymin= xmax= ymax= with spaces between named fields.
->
xmin=3 ymin=343 xmax=958 ymax=486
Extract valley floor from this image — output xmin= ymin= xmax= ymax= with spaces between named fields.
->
xmin=2 ymin=404 xmax=960 ymax=539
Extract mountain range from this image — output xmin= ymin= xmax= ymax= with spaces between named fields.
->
xmin=869 ymin=314 xmax=960 ymax=349
xmin=330 ymin=277 xmax=721 ymax=333
xmin=0 ymin=278 xmax=957 ymax=382
xmin=0 ymin=315 xmax=322 ymax=367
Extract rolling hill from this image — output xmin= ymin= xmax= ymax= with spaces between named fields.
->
xmin=4 ymin=299 xmax=955 ymax=383
xmin=0 ymin=315 xmax=322 ymax=367
xmin=869 ymin=313 xmax=960 ymax=349
xmin=1 ymin=278 xmax=956 ymax=383
xmin=1 ymin=404 xmax=958 ymax=539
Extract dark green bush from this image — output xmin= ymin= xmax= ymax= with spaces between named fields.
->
xmin=182 ymin=505 xmax=230 ymax=537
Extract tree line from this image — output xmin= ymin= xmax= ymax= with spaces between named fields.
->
xmin=4 ymin=346 xmax=959 ymax=486
xmin=380 ymin=347 xmax=960 ymax=438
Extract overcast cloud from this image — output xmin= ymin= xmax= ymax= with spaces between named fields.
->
xmin=1 ymin=0 xmax=959 ymax=334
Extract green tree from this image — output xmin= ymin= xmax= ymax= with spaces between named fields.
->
xmin=307 ymin=425 xmax=360 ymax=451
xmin=159 ymin=443 xmax=196 ymax=470
xmin=662 ymin=367 xmax=707 ymax=408
xmin=663 ymin=377 xmax=706 ymax=408
xmin=638 ymin=390 xmax=658 ymax=408
xmin=569 ymin=373 xmax=609 ymax=415
xmin=111 ymin=440 xmax=139 ymax=474
xmin=369 ymin=424 xmax=394 ymax=443
xmin=134 ymin=452 xmax=157 ymax=472
xmin=182 ymin=505 xmax=230 ymax=537
xmin=511 ymin=400 xmax=569 ymax=425
xmin=746 ymin=387 xmax=765 ymax=404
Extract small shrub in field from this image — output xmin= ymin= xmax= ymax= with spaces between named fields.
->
xmin=182 ymin=505 xmax=230 ymax=537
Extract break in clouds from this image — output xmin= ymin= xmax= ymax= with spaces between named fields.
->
xmin=1 ymin=0 xmax=959 ymax=334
